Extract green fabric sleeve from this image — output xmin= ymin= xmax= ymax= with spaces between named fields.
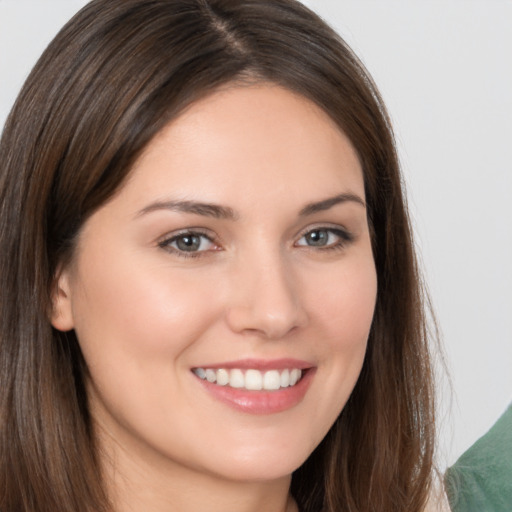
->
xmin=444 ymin=403 xmax=512 ymax=512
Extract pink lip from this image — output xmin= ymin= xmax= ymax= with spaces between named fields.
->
xmin=192 ymin=359 xmax=316 ymax=415
xmin=192 ymin=358 xmax=313 ymax=371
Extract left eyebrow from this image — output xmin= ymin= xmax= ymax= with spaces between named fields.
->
xmin=299 ymin=193 xmax=366 ymax=216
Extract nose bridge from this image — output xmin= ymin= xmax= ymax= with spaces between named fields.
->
xmin=226 ymin=246 xmax=306 ymax=338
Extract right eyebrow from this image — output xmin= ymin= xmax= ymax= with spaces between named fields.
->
xmin=135 ymin=200 xmax=239 ymax=220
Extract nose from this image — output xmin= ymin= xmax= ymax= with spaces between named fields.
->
xmin=225 ymin=252 xmax=308 ymax=339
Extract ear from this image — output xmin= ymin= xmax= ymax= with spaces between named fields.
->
xmin=50 ymin=267 xmax=75 ymax=332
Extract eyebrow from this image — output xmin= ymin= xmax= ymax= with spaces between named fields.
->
xmin=136 ymin=193 xmax=365 ymax=220
xmin=137 ymin=200 xmax=238 ymax=220
xmin=298 ymin=193 xmax=366 ymax=216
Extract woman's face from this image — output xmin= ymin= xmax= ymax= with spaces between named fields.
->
xmin=52 ymin=84 xmax=377 ymax=483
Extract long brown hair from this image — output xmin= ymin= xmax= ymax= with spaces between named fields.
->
xmin=0 ymin=1 xmax=435 ymax=510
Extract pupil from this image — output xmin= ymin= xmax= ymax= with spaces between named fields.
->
xmin=177 ymin=235 xmax=200 ymax=251
xmin=307 ymin=230 xmax=327 ymax=246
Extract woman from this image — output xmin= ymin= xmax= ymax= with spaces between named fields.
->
xmin=0 ymin=0 xmax=436 ymax=511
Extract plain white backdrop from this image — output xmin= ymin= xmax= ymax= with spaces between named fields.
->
xmin=1 ymin=0 xmax=511 ymax=470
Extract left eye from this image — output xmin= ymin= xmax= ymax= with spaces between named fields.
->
xmin=160 ymin=232 xmax=216 ymax=253
xmin=296 ymin=228 xmax=349 ymax=248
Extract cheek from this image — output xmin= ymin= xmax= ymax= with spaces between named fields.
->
xmin=311 ymin=256 xmax=377 ymax=354
xmin=283 ymin=255 xmax=376 ymax=451
xmin=69 ymin=255 xmax=226 ymax=449
xmin=70 ymin=253 xmax=222 ymax=371
xmin=313 ymin=254 xmax=376 ymax=391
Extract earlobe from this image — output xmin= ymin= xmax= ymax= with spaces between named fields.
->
xmin=50 ymin=269 xmax=75 ymax=332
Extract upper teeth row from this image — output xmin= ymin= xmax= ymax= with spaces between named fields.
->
xmin=193 ymin=368 xmax=303 ymax=391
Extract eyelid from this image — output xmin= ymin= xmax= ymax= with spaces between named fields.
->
xmin=155 ymin=223 xmax=354 ymax=258
xmin=157 ymin=227 xmax=221 ymax=256
xmin=295 ymin=223 xmax=352 ymax=240
xmin=157 ymin=226 xmax=213 ymax=242
xmin=294 ymin=224 xmax=354 ymax=249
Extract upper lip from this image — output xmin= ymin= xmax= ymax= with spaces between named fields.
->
xmin=192 ymin=358 xmax=313 ymax=371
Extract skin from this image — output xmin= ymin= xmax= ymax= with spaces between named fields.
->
xmin=52 ymin=84 xmax=377 ymax=512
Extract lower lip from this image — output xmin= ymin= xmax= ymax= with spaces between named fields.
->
xmin=194 ymin=369 xmax=315 ymax=414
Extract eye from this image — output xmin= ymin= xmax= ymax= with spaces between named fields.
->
xmin=295 ymin=227 xmax=352 ymax=249
xmin=158 ymin=230 xmax=218 ymax=256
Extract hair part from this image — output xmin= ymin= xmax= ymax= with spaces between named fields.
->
xmin=0 ymin=1 xmax=436 ymax=511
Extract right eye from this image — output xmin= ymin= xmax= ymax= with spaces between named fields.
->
xmin=158 ymin=230 xmax=219 ymax=257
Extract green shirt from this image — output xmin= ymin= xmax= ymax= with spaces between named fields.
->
xmin=445 ymin=403 xmax=512 ymax=512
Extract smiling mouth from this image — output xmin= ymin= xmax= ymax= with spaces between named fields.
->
xmin=192 ymin=367 xmax=303 ymax=391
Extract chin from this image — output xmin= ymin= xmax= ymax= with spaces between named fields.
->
xmin=196 ymin=440 xmax=314 ymax=483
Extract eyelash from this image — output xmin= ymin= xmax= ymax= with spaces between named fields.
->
xmin=296 ymin=227 xmax=354 ymax=252
xmin=158 ymin=226 xmax=354 ymax=259
xmin=158 ymin=229 xmax=218 ymax=259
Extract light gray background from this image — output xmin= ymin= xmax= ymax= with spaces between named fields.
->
xmin=1 ymin=0 xmax=511 ymax=469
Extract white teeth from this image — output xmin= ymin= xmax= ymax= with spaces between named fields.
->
xmin=263 ymin=370 xmax=281 ymax=390
xmin=280 ymin=369 xmax=290 ymax=388
xmin=216 ymin=368 xmax=229 ymax=386
xmin=245 ymin=369 xmax=263 ymax=390
xmin=229 ymin=369 xmax=245 ymax=388
xmin=290 ymin=368 xmax=301 ymax=386
xmin=205 ymin=369 xmax=216 ymax=383
xmin=194 ymin=367 xmax=206 ymax=380
xmin=193 ymin=367 xmax=304 ymax=391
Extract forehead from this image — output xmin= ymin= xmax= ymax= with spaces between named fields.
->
xmin=118 ymin=84 xmax=365 ymax=213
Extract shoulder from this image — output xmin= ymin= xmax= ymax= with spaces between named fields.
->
xmin=444 ymin=403 xmax=512 ymax=511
